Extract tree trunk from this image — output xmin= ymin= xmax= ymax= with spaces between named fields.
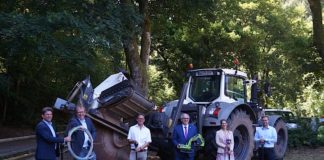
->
xmin=123 ymin=36 xmax=147 ymax=94
xmin=308 ymin=0 xmax=324 ymax=60
xmin=138 ymin=0 xmax=151 ymax=96
xmin=121 ymin=0 xmax=151 ymax=96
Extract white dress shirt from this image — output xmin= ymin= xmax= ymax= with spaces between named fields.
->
xmin=254 ymin=126 xmax=277 ymax=148
xmin=127 ymin=124 xmax=152 ymax=150
xmin=43 ymin=120 xmax=56 ymax=137
xmin=79 ymin=119 xmax=89 ymax=148
xmin=43 ymin=120 xmax=57 ymax=149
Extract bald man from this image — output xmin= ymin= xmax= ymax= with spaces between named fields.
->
xmin=172 ymin=113 xmax=198 ymax=160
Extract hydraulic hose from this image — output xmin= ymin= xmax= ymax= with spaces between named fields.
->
xmin=67 ymin=126 xmax=94 ymax=160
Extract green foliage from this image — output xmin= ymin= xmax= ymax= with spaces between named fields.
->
xmin=288 ymin=118 xmax=319 ymax=148
xmin=0 ymin=0 xmax=323 ymax=128
xmin=296 ymin=78 xmax=324 ymax=116
xmin=150 ymin=0 xmax=323 ymax=117
xmin=318 ymin=126 xmax=324 ymax=145
xmin=0 ymin=0 xmax=141 ymax=126
xmin=148 ymin=66 xmax=176 ymax=106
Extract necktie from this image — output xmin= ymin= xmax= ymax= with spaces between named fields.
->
xmin=184 ymin=126 xmax=188 ymax=138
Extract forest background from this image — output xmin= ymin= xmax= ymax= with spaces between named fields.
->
xmin=0 ymin=0 xmax=323 ymax=133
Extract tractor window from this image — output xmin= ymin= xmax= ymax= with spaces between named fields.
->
xmin=189 ymin=75 xmax=221 ymax=102
xmin=225 ymin=76 xmax=245 ymax=101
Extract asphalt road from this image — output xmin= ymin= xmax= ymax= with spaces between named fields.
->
xmin=0 ymin=138 xmax=35 ymax=158
xmin=1 ymin=135 xmax=323 ymax=160
xmin=0 ymin=137 xmax=73 ymax=160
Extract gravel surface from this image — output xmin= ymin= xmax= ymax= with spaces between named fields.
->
xmin=285 ymin=146 xmax=324 ymax=160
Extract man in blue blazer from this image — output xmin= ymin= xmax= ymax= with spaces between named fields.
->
xmin=66 ymin=104 xmax=96 ymax=160
xmin=35 ymin=107 xmax=71 ymax=160
xmin=172 ymin=113 xmax=198 ymax=160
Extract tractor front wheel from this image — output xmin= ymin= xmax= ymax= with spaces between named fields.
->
xmin=274 ymin=119 xmax=288 ymax=159
xmin=228 ymin=109 xmax=254 ymax=160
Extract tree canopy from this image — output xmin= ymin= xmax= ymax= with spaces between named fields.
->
xmin=0 ymin=0 xmax=323 ymax=127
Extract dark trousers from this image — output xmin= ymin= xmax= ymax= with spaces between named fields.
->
xmin=174 ymin=151 xmax=195 ymax=160
xmin=75 ymin=147 xmax=96 ymax=160
xmin=258 ymin=147 xmax=275 ymax=160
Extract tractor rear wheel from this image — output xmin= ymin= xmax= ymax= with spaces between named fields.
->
xmin=228 ymin=109 xmax=254 ymax=160
xmin=274 ymin=119 xmax=288 ymax=159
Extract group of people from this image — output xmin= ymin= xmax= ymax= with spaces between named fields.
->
xmin=171 ymin=114 xmax=277 ymax=160
xmin=215 ymin=115 xmax=278 ymax=160
xmin=128 ymin=112 xmax=199 ymax=160
xmin=35 ymin=105 xmax=277 ymax=160
xmin=35 ymin=105 xmax=96 ymax=160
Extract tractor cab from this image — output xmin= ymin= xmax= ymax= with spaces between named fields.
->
xmin=186 ymin=68 xmax=249 ymax=104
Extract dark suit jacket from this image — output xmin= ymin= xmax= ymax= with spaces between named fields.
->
xmin=172 ymin=123 xmax=198 ymax=159
xmin=66 ymin=116 xmax=96 ymax=155
xmin=35 ymin=120 xmax=64 ymax=160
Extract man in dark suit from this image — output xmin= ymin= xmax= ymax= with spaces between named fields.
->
xmin=66 ymin=104 xmax=96 ymax=160
xmin=35 ymin=107 xmax=71 ymax=160
xmin=172 ymin=113 xmax=198 ymax=160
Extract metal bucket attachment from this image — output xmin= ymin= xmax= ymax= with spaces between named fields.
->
xmin=54 ymin=73 xmax=155 ymax=160
xmin=98 ymin=80 xmax=155 ymax=120
xmin=86 ymin=114 xmax=130 ymax=160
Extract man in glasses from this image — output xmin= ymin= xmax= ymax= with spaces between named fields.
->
xmin=66 ymin=104 xmax=96 ymax=160
xmin=172 ymin=113 xmax=198 ymax=160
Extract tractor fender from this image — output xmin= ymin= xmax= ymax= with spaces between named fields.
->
xmin=204 ymin=102 xmax=257 ymax=126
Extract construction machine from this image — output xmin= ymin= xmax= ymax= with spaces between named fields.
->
xmin=54 ymin=68 xmax=288 ymax=160
xmin=54 ymin=72 xmax=155 ymax=159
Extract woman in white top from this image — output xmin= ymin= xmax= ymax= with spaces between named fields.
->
xmin=215 ymin=119 xmax=234 ymax=160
